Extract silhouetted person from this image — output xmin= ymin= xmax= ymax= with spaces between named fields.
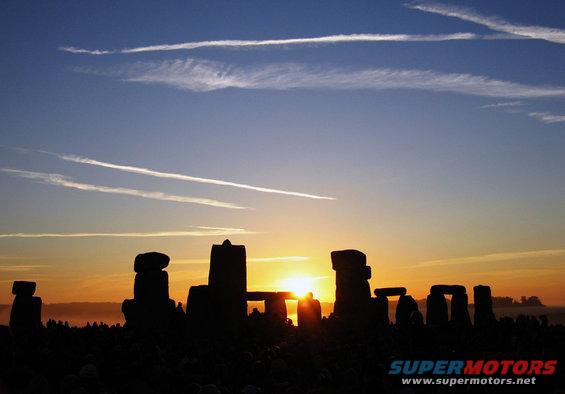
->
xmin=297 ymin=292 xmax=321 ymax=330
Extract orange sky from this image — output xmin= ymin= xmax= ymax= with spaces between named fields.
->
xmin=2 ymin=233 xmax=564 ymax=306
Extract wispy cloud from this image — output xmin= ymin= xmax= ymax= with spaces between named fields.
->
xmin=466 ymin=267 xmax=565 ymax=279
xmin=528 ymin=112 xmax=565 ymax=124
xmin=171 ymin=256 xmax=308 ymax=266
xmin=0 ymin=227 xmax=253 ymax=238
xmin=0 ymin=265 xmax=51 ymax=272
xmin=59 ymin=32 xmax=493 ymax=55
xmin=0 ymin=168 xmax=247 ymax=209
xmin=478 ymin=101 xmax=524 ymax=109
xmin=248 ymin=256 xmax=309 ymax=263
xmin=406 ymin=2 xmax=565 ymax=44
xmin=0 ymin=276 xmax=51 ymax=283
xmin=414 ymin=248 xmax=565 ymax=268
xmin=87 ymin=58 xmax=565 ymax=99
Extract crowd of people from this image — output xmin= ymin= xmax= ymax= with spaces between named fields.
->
xmin=0 ymin=311 xmax=563 ymax=393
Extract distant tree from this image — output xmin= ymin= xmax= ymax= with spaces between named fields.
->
xmin=492 ymin=297 xmax=514 ymax=307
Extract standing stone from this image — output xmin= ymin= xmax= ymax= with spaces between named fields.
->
xmin=374 ymin=287 xmax=407 ymax=297
xmin=426 ymin=293 xmax=448 ymax=326
xmin=409 ymin=310 xmax=425 ymax=328
xmin=9 ymin=281 xmax=42 ymax=335
xmin=369 ymin=296 xmax=389 ymax=326
xmin=208 ymin=240 xmax=247 ymax=331
xmin=122 ymin=252 xmax=175 ymax=332
xmin=331 ymin=250 xmax=371 ymax=320
xmin=430 ymin=285 xmax=466 ymax=296
xmin=12 ymin=281 xmax=36 ymax=297
xmin=474 ymin=285 xmax=496 ymax=328
xmin=396 ymin=295 xmax=419 ymax=326
xmin=451 ymin=293 xmax=471 ymax=327
xmin=297 ymin=292 xmax=321 ymax=330
xmin=134 ymin=252 xmax=169 ymax=273
xmin=134 ymin=270 xmax=169 ymax=301
xmin=265 ymin=295 xmax=287 ymax=323
xmin=186 ymin=285 xmax=210 ymax=327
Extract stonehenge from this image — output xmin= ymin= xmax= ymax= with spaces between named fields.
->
xmin=369 ymin=296 xmax=389 ymax=326
xmin=426 ymin=292 xmax=449 ymax=326
xmin=451 ymin=292 xmax=471 ymax=327
xmin=396 ymin=295 xmax=419 ymax=326
xmin=430 ymin=284 xmax=466 ymax=296
xmin=134 ymin=252 xmax=169 ymax=273
xmin=331 ymin=249 xmax=371 ymax=320
xmin=371 ymin=287 xmax=419 ymax=327
xmin=374 ymin=287 xmax=407 ymax=297
xmin=9 ymin=281 xmax=42 ymax=335
xmin=3 ymin=242 xmax=500 ymax=338
xmin=183 ymin=241 xmax=323 ymax=331
xmin=474 ymin=285 xmax=496 ymax=328
xmin=122 ymin=252 xmax=175 ymax=332
xmin=247 ymin=292 xmax=294 ymax=324
xmin=425 ymin=285 xmax=472 ymax=327
xmin=185 ymin=285 xmax=210 ymax=327
xmin=208 ymin=239 xmax=247 ymax=331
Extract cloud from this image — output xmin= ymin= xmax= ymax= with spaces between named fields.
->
xmin=478 ymin=101 xmax=524 ymax=109
xmin=406 ymin=2 xmax=565 ymax=44
xmin=0 ymin=227 xmax=253 ymax=238
xmin=87 ymin=58 xmax=565 ymax=99
xmin=0 ymin=265 xmax=51 ymax=272
xmin=56 ymin=153 xmax=335 ymax=200
xmin=0 ymin=146 xmax=335 ymax=201
xmin=0 ymin=276 xmax=51 ymax=283
xmin=528 ymin=112 xmax=565 ymax=124
xmin=59 ymin=32 xmax=493 ymax=55
xmin=248 ymin=256 xmax=309 ymax=263
xmin=414 ymin=248 xmax=565 ymax=268
xmin=466 ymin=268 xmax=565 ymax=279
xmin=169 ymin=255 xmax=310 ymax=268
xmin=0 ymin=168 xmax=247 ymax=209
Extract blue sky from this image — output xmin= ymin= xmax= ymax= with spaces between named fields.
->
xmin=1 ymin=1 xmax=564 ymax=304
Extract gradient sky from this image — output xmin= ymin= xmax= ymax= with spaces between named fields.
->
xmin=1 ymin=1 xmax=564 ymax=305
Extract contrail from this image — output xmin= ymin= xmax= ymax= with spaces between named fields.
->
xmin=0 ymin=168 xmax=247 ymax=209
xmin=57 ymin=154 xmax=335 ymax=200
xmin=0 ymin=227 xmax=253 ymax=238
xmin=0 ymin=145 xmax=334 ymax=201
xmin=59 ymin=32 xmax=488 ymax=55
xmin=406 ymin=2 xmax=565 ymax=44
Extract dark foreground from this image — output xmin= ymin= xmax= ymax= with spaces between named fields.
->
xmin=1 ymin=314 xmax=564 ymax=394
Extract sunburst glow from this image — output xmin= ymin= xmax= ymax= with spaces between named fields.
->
xmin=280 ymin=277 xmax=315 ymax=298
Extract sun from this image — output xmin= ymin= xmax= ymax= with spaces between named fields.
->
xmin=281 ymin=277 xmax=314 ymax=298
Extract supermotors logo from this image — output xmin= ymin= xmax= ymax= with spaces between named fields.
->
xmin=389 ymin=360 xmax=558 ymax=375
